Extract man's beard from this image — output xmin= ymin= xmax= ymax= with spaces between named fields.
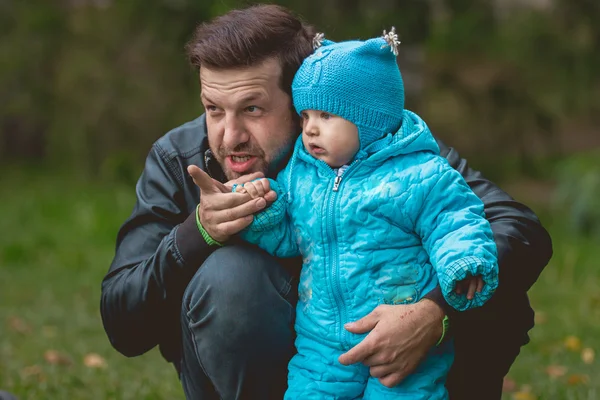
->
xmin=213 ymin=139 xmax=294 ymax=181
xmin=213 ymin=142 xmax=265 ymax=181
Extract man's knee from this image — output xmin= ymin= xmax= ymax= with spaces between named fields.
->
xmin=0 ymin=391 xmax=18 ymax=400
xmin=183 ymin=244 xmax=295 ymax=307
xmin=182 ymin=244 xmax=297 ymax=344
xmin=179 ymin=245 xmax=296 ymax=398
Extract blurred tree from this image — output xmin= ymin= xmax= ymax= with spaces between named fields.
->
xmin=0 ymin=0 xmax=597 ymax=179
xmin=0 ymin=2 xmax=67 ymax=160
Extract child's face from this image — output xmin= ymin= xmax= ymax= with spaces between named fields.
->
xmin=300 ymin=110 xmax=360 ymax=168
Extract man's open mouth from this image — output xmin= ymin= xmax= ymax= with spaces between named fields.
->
xmin=226 ymin=155 xmax=258 ymax=173
xmin=231 ymin=155 xmax=252 ymax=162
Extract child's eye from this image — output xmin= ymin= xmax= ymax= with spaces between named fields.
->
xmin=321 ymin=112 xmax=331 ymax=120
xmin=301 ymin=112 xmax=309 ymax=120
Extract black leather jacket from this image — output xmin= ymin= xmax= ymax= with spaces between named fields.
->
xmin=100 ymin=114 xmax=553 ymax=364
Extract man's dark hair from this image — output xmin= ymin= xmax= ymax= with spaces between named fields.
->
xmin=185 ymin=4 xmax=316 ymax=97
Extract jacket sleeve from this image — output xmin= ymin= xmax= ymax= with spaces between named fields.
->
xmin=101 ymin=143 xmax=213 ymax=357
xmin=436 ymin=138 xmax=553 ymax=297
xmin=414 ymin=163 xmax=499 ymax=311
xmin=238 ymin=172 xmax=301 ymax=258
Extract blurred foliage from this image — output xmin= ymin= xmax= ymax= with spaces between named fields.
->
xmin=0 ymin=0 xmax=599 ymax=179
xmin=553 ymin=150 xmax=600 ymax=238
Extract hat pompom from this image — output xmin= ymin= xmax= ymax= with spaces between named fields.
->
xmin=312 ymin=32 xmax=325 ymax=49
xmin=382 ymin=27 xmax=400 ymax=56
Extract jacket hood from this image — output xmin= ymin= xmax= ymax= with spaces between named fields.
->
xmin=295 ymin=110 xmax=439 ymax=170
xmin=362 ymin=110 xmax=440 ymax=164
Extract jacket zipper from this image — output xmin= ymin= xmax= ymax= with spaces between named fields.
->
xmin=326 ymin=163 xmax=354 ymax=348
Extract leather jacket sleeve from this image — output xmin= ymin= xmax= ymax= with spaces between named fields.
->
xmin=435 ymin=138 xmax=553 ymax=298
xmin=100 ymin=143 xmax=213 ymax=358
xmin=425 ymin=138 xmax=553 ymax=315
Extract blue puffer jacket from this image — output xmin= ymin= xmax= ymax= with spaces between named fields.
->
xmin=240 ymin=110 xmax=498 ymax=350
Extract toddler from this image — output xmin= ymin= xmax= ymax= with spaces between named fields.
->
xmin=234 ymin=29 xmax=498 ymax=399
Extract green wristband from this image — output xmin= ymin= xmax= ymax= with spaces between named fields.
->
xmin=195 ymin=204 xmax=223 ymax=247
xmin=436 ymin=315 xmax=449 ymax=346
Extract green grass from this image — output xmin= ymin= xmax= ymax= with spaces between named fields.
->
xmin=0 ymin=170 xmax=598 ymax=399
xmin=0 ymin=171 xmax=183 ymax=400
xmin=501 ymin=231 xmax=600 ymax=399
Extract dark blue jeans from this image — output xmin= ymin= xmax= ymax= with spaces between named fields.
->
xmin=180 ymin=244 xmax=300 ymax=399
xmin=0 ymin=391 xmax=18 ymax=400
xmin=179 ymin=244 xmax=524 ymax=399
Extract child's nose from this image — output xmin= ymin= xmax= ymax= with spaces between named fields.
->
xmin=304 ymin=120 xmax=319 ymax=136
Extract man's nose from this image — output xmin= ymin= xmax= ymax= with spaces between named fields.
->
xmin=222 ymin=114 xmax=249 ymax=148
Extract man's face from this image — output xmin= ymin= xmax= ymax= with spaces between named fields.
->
xmin=200 ymin=58 xmax=298 ymax=180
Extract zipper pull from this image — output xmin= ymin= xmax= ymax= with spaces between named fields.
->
xmin=332 ymin=166 xmax=347 ymax=192
xmin=333 ymin=175 xmax=342 ymax=192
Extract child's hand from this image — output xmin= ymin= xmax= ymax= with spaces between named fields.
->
xmin=234 ymin=178 xmax=273 ymax=200
xmin=455 ymin=275 xmax=484 ymax=300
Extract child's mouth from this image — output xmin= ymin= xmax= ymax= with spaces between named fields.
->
xmin=309 ymin=144 xmax=326 ymax=154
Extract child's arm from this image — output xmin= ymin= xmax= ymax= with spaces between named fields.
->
xmin=414 ymin=161 xmax=499 ymax=311
xmin=233 ymin=173 xmax=301 ymax=259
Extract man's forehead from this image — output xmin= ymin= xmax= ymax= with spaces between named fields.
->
xmin=200 ymin=58 xmax=282 ymax=92
xmin=200 ymin=80 xmax=268 ymax=100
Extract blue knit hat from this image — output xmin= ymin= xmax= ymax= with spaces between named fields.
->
xmin=292 ymin=28 xmax=405 ymax=152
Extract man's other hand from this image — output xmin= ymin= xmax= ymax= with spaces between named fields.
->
xmin=338 ymin=300 xmax=444 ymax=388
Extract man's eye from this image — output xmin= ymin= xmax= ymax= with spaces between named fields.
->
xmin=245 ymin=106 xmax=259 ymax=113
xmin=205 ymin=105 xmax=217 ymax=112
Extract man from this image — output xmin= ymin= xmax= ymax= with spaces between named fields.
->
xmin=100 ymin=4 xmax=553 ymax=399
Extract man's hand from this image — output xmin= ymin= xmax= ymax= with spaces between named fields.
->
xmin=338 ymin=299 xmax=444 ymax=388
xmin=187 ymin=165 xmax=276 ymax=242
xmin=233 ymin=178 xmax=272 ymax=199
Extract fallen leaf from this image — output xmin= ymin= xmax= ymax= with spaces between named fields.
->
xmin=589 ymin=294 xmax=600 ymax=309
xmin=564 ymin=336 xmax=582 ymax=352
xmin=513 ymin=384 xmax=537 ymax=400
xmin=567 ymin=374 xmax=589 ymax=385
xmin=513 ymin=391 xmax=537 ymax=400
xmin=534 ymin=311 xmax=547 ymax=325
xmin=83 ymin=353 xmax=107 ymax=369
xmin=8 ymin=316 xmax=31 ymax=334
xmin=545 ymin=365 xmax=568 ymax=379
xmin=20 ymin=365 xmax=46 ymax=382
xmin=581 ymin=348 xmax=595 ymax=364
xmin=503 ymin=377 xmax=517 ymax=392
xmin=44 ymin=349 xmax=72 ymax=366
xmin=20 ymin=365 xmax=43 ymax=378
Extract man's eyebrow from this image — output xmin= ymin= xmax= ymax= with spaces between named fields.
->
xmin=200 ymin=93 xmax=215 ymax=103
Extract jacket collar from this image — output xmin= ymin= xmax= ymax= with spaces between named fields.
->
xmin=203 ymin=148 xmax=227 ymax=183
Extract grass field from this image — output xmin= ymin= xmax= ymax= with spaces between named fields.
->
xmin=1 ymin=170 xmax=598 ymax=399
